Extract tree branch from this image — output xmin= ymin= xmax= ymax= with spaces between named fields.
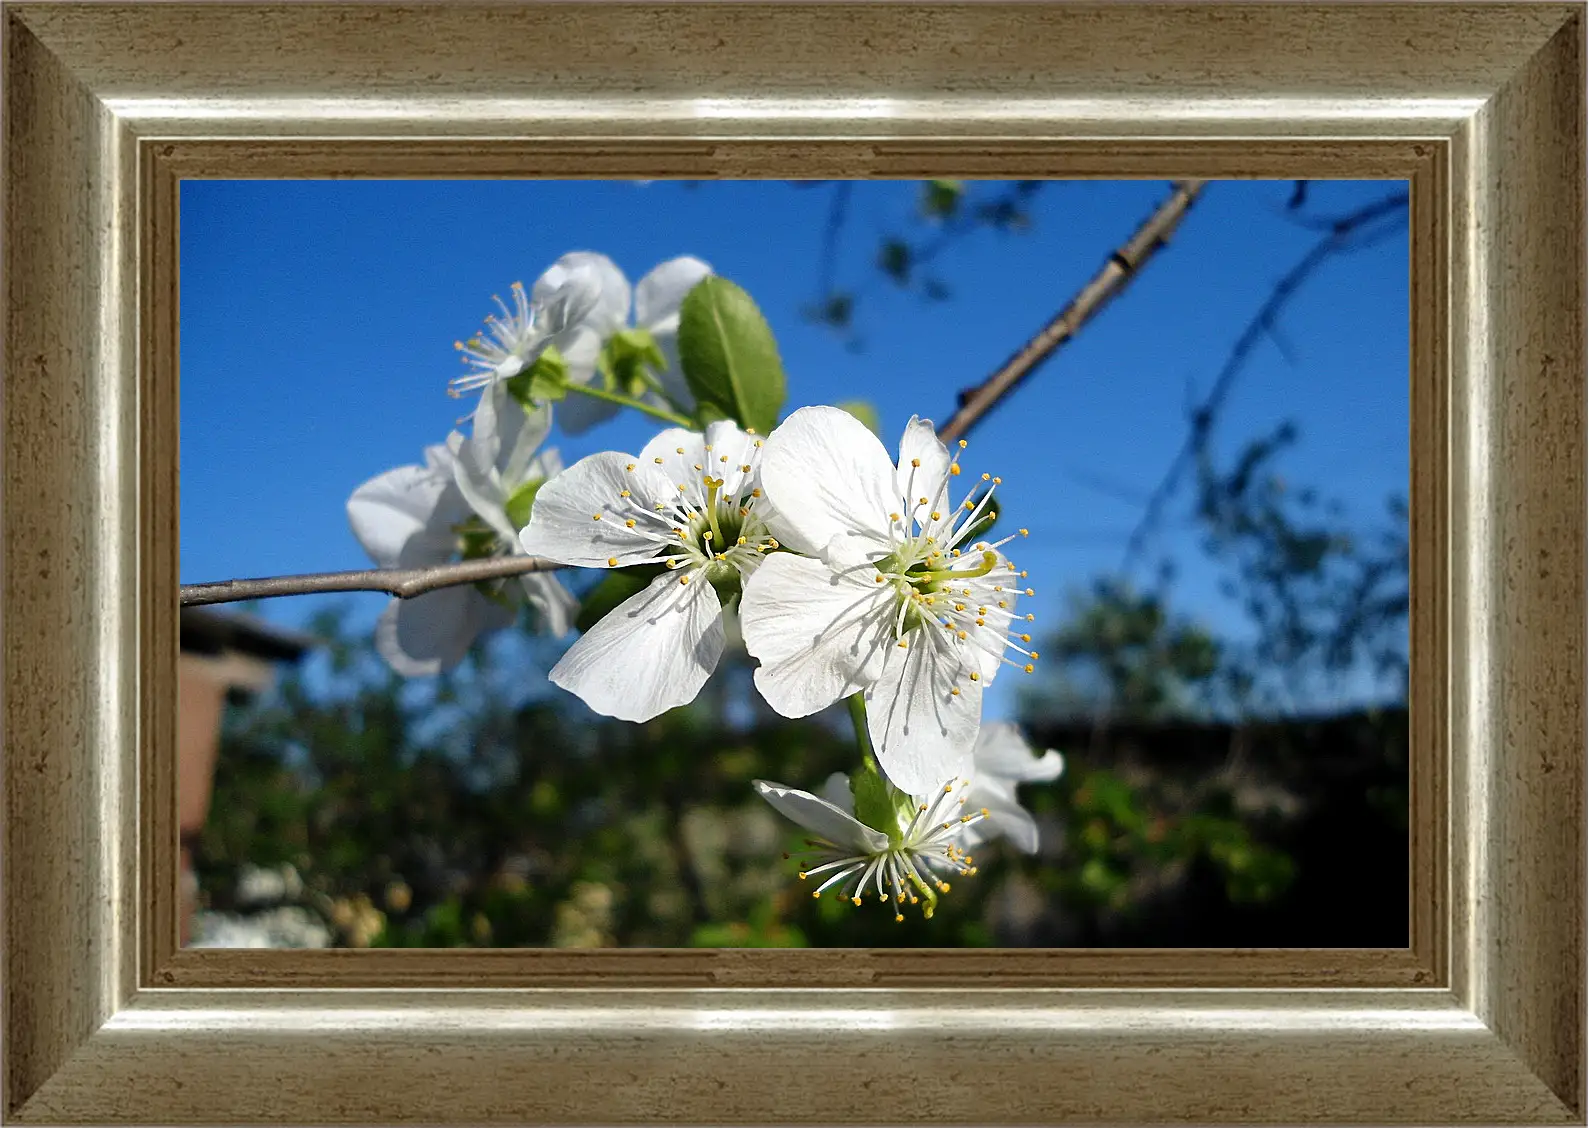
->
xmin=180 ymin=554 xmax=568 ymax=607
xmin=938 ymin=179 xmax=1206 ymax=443
xmin=182 ymin=181 xmax=1207 ymax=608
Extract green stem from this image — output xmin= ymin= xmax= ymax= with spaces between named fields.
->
xmin=633 ymin=365 xmax=693 ymax=416
xmin=564 ymin=382 xmax=697 ymax=429
xmin=846 ymin=693 xmax=879 ymax=776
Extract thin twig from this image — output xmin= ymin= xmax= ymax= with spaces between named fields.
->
xmin=1117 ymin=189 xmax=1410 ymax=573
xmin=180 ymin=555 xmax=568 ymax=607
xmin=182 ymin=182 xmax=1206 ymax=608
xmin=938 ymin=180 xmax=1206 ymax=444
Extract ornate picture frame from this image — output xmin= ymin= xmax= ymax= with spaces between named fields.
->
xmin=4 ymin=2 xmax=1582 ymax=1122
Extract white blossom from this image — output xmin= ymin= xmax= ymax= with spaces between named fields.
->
xmin=754 ymin=776 xmax=987 ymax=920
xmin=518 ymin=420 xmax=774 ymax=721
xmin=447 ymin=254 xmax=612 ymax=399
xmin=960 ymin=723 xmax=1064 ymax=853
xmin=740 ymin=406 xmax=1039 ymax=795
xmin=347 ymin=385 xmax=574 ymax=675
xmin=554 ymin=253 xmax=714 ymax=434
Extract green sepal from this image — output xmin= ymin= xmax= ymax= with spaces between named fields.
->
xmin=849 ymin=762 xmax=917 ymax=845
xmin=505 ymin=344 xmax=569 ymax=407
xmin=453 ymin=517 xmax=500 ymax=561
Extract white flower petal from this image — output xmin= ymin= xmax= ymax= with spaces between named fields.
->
xmin=635 ymin=255 xmax=713 ymax=333
xmin=975 ymin=722 xmax=1064 ymax=783
xmin=639 ymin=427 xmax=709 ymax=509
xmin=347 ymin=463 xmax=462 ymax=569
xmin=449 ymin=430 xmax=515 ymax=542
xmin=757 ymin=405 xmax=900 ymax=557
xmin=819 ymin=771 xmax=855 ymax=813
xmin=895 ymin=415 xmax=953 ymax=528
xmin=864 ymin=628 xmax=982 ymax=796
xmin=740 ymin=552 xmax=895 ymax=717
xmin=534 ymin=251 xmax=630 ymax=337
xmin=963 ymin=791 xmax=1042 ymax=854
xmin=470 ymin=382 xmax=553 ymax=488
xmin=701 ymin=419 xmax=760 ymax=499
xmin=549 ymin=571 xmax=724 ymax=722
xmin=751 ymin=780 xmax=888 ymax=853
xmin=519 ymin=571 xmax=579 ymax=639
xmin=519 ymin=451 xmax=676 ymax=567
xmin=374 ymin=587 xmax=511 ymax=677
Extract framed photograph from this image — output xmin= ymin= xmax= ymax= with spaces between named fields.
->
xmin=4 ymin=2 xmax=1582 ymax=1124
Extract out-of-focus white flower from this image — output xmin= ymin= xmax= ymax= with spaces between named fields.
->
xmin=347 ymin=384 xmax=575 ymax=675
xmin=740 ymin=406 xmax=1038 ymax=795
xmin=519 ymin=420 xmax=773 ymax=721
xmin=447 ymin=256 xmax=611 ymax=399
xmin=754 ymin=776 xmax=986 ymax=920
xmin=551 ymin=253 xmax=714 ymax=434
xmin=960 ymin=722 xmax=1064 ymax=854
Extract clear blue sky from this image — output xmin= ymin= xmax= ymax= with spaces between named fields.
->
xmin=181 ymin=179 xmax=1407 ymax=719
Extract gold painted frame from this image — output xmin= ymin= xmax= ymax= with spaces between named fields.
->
xmin=3 ymin=2 xmax=1582 ymax=1123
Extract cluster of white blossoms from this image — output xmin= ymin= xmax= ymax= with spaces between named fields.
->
xmin=519 ymin=404 xmax=1061 ymax=916
xmin=349 ymin=250 xmax=709 ymax=674
xmin=349 ymin=249 xmax=1065 ymax=921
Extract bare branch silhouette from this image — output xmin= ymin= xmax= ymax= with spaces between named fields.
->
xmin=1118 ymin=189 xmax=1410 ymax=574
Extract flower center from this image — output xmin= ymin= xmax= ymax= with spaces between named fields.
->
xmin=868 ymin=440 xmax=1041 ymax=684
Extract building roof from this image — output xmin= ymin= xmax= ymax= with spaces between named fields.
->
xmin=179 ymin=606 xmax=318 ymax=662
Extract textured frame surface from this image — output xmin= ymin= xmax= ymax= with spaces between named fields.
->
xmin=2 ymin=2 xmax=1583 ymax=1124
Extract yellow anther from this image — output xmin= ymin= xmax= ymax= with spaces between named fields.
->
xmin=679 ymin=575 xmax=690 ymax=585
xmin=1020 ymin=570 xmax=1029 ymax=578
xmin=620 ymin=490 xmax=631 ymax=498
xmin=721 ymin=455 xmax=730 ymax=463
xmin=976 ymin=618 xmax=985 ymax=626
xmin=998 ymin=601 xmax=1008 ymax=609
xmin=982 ymin=473 xmax=991 ymax=481
xmin=607 ymin=557 xmax=617 ymax=567
xmin=890 ymin=512 xmax=902 ymax=522
xmin=993 ymin=477 xmax=1003 ymax=485
xmin=918 ymin=496 xmax=928 ymax=505
xmin=751 ymin=488 xmax=762 ymax=498
xmin=1024 ymin=663 xmax=1035 ymax=673
xmin=969 ymin=672 xmax=980 ymax=682
xmin=753 ymin=439 xmax=763 ymax=447
xmin=592 ymin=513 xmax=602 ymax=521
xmin=798 ymin=872 xmax=808 ymax=880
xmin=737 ymin=536 xmax=748 ymax=546
xmin=812 ymin=891 xmax=821 ymax=899
xmin=944 ymin=784 xmax=954 ymax=793
xmin=1025 ymin=587 xmax=1035 ymax=596
xmin=1020 ymin=633 xmax=1031 ymax=642
xmin=625 ymin=519 xmax=636 ymax=528
xmin=677 ymin=484 xmax=687 ymax=492
xmin=958 ymin=440 xmax=967 ymax=448
xmin=994 ymin=585 xmax=1003 ymax=592
xmin=654 ymin=457 xmax=664 ymax=464
xmin=930 ymin=511 xmax=942 ymax=521
xmin=675 ymin=446 xmax=685 ymax=454
xmin=1030 ymin=651 xmax=1040 ymax=659
xmin=938 ymin=882 xmax=951 ymax=892
xmin=957 ymin=630 xmax=968 ymax=640
xmin=1019 ymin=527 xmax=1029 ymax=536
xmin=704 ymin=444 xmax=713 ymax=452
xmin=769 ymin=539 xmax=779 ymax=548
xmin=897 ymin=640 xmax=908 ymax=649
xmin=693 ymin=463 xmax=703 ymax=471
xmin=949 ymin=464 xmax=961 ymax=476
xmin=980 ymin=807 xmax=990 ymax=816
xmin=952 ymin=549 xmax=962 ymax=557
xmin=875 ymin=575 xmax=885 ymax=583
xmin=911 ymin=458 xmax=921 ymax=468
xmin=625 ymin=463 xmax=635 ymax=472
xmin=851 ymin=896 xmax=862 ymax=906
xmin=963 ymin=500 xmax=975 ymax=510
xmin=895 ymin=914 xmax=905 ymax=923
xmin=1026 ymin=613 xmax=1035 ymax=622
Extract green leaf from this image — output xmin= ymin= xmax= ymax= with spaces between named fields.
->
xmin=503 ymin=477 xmax=545 ymax=531
xmin=836 ymin=400 xmax=881 ymax=437
xmin=574 ymin=564 xmax=666 ymax=633
xmin=676 ymin=277 xmax=786 ymax=434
